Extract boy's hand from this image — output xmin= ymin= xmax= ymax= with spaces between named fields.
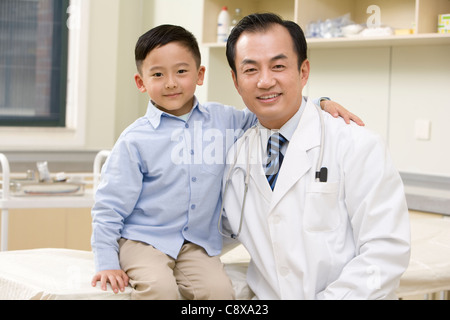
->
xmin=321 ymin=100 xmax=365 ymax=126
xmin=91 ymin=270 xmax=129 ymax=294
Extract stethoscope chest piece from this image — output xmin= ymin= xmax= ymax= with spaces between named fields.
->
xmin=316 ymin=167 xmax=328 ymax=182
xmin=219 ymin=103 xmax=329 ymax=239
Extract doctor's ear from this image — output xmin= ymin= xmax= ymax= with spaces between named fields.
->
xmin=300 ymin=59 xmax=310 ymax=85
xmin=231 ymin=70 xmax=241 ymax=94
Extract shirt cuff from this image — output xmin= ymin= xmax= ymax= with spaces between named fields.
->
xmin=318 ymin=97 xmax=331 ymax=110
xmin=93 ymin=248 xmax=121 ymax=272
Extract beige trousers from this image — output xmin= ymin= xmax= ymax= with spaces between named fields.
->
xmin=118 ymin=238 xmax=235 ymax=300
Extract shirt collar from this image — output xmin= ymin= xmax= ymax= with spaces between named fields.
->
xmin=145 ymin=96 xmax=207 ymax=129
xmin=259 ymin=97 xmax=307 ymax=154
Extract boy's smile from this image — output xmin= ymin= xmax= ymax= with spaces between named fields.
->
xmin=134 ymin=42 xmax=205 ymax=117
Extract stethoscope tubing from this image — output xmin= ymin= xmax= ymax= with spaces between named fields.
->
xmin=219 ymin=105 xmax=325 ymax=239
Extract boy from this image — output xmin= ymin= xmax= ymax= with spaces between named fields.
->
xmin=90 ymin=24 xmax=361 ymax=300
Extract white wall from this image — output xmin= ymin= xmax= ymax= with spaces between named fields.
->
xmin=307 ymin=47 xmax=392 ymax=141
xmin=389 ymin=45 xmax=450 ymax=177
xmin=307 ymin=44 xmax=450 ymax=177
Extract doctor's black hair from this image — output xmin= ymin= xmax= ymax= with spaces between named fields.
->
xmin=226 ymin=12 xmax=308 ymax=74
xmin=135 ymin=24 xmax=201 ymax=74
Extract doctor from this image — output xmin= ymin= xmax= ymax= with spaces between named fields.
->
xmin=221 ymin=13 xmax=411 ymax=300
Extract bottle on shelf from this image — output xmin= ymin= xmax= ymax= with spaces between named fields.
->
xmin=217 ymin=6 xmax=230 ymax=42
xmin=230 ymin=8 xmax=243 ymax=33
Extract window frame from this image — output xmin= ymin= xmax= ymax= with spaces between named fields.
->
xmin=0 ymin=0 xmax=70 ymax=127
xmin=0 ymin=0 xmax=89 ymax=150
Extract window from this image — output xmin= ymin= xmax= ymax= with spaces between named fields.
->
xmin=0 ymin=0 xmax=69 ymax=127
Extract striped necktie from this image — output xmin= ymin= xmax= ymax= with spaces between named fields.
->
xmin=265 ymin=133 xmax=287 ymax=190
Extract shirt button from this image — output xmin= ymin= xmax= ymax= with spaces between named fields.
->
xmin=280 ymin=267 xmax=289 ymax=277
xmin=185 ymin=123 xmax=189 ymax=128
xmin=184 ymin=227 xmax=189 ymax=231
xmin=190 ymin=149 xmax=194 ymax=155
xmin=272 ymin=215 xmax=281 ymax=224
xmin=192 ymin=177 xmax=197 ymax=182
xmin=191 ymin=204 xmax=196 ymax=210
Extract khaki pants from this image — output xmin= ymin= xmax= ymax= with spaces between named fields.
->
xmin=119 ymin=238 xmax=235 ymax=300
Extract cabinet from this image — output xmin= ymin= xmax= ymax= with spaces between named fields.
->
xmin=0 ymin=151 xmax=110 ymax=251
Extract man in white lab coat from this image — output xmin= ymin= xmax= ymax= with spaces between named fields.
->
xmin=221 ymin=13 xmax=411 ymax=300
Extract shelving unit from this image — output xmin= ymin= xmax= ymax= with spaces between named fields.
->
xmin=200 ymin=0 xmax=450 ymax=108
xmin=202 ymin=0 xmax=450 ymax=47
xmin=0 ymin=150 xmax=110 ymax=251
xmin=199 ymin=0 xmax=450 ymax=181
xmin=202 ymin=0 xmax=296 ymax=44
xmin=204 ymin=32 xmax=450 ymax=49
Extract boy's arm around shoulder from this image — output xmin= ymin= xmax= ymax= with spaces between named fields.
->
xmin=318 ymin=98 xmax=365 ymax=126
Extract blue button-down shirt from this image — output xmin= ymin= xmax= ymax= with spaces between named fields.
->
xmin=91 ymin=98 xmax=256 ymax=271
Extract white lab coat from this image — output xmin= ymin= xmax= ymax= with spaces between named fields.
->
xmin=222 ymin=98 xmax=411 ymax=300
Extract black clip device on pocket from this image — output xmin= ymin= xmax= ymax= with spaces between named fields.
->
xmin=316 ymin=167 xmax=328 ymax=182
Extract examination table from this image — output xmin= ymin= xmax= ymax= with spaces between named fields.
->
xmin=0 ymin=212 xmax=449 ymax=300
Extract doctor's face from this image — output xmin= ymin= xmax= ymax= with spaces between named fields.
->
xmin=231 ymin=24 xmax=310 ymax=129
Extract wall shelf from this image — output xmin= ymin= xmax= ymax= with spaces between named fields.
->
xmin=204 ymin=33 xmax=450 ymax=49
xmin=306 ymin=33 xmax=450 ymax=48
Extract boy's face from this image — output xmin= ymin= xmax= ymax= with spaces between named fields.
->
xmin=135 ymin=42 xmax=205 ymax=116
xmin=231 ymin=24 xmax=309 ymax=129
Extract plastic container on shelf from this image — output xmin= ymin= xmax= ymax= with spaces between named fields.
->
xmin=230 ymin=8 xmax=243 ymax=33
xmin=438 ymin=14 xmax=450 ymax=33
xmin=217 ymin=6 xmax=230 ymax=42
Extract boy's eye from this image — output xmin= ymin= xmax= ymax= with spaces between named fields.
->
xmin=177 ymin=69 xmax=188 ymax=74
xmin=273 ymin=65 xmax=285 ymax=70
xmin=153 ymin=72 xmax=163 ymax=77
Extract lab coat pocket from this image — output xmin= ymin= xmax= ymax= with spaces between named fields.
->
xmin=304 ymin=182 xmax=340 ymax=232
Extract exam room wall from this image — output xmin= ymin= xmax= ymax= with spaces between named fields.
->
xmin=86 ymin=0 xmax=204 ymax=149
xmin=84 ymin=0 xmax=153 ymax=149
xmin=306 ymin=44 xmax=450 ymax=178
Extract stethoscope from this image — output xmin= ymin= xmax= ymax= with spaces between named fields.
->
xmin=218 ymin=104 xmax=328 ymax=240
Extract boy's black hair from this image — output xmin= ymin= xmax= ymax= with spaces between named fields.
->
xmin=226 ymin=13 xmax=308 ymax=74
xmin=135 ymin=24 xmax=201 ymax=74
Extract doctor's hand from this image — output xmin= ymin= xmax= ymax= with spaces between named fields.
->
xmin=320 ymin=100 xmax=365 ymax=126
xmin=91 ymin=269 xmax=129 ymax=294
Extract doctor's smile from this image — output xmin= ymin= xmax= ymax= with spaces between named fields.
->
xmin=257 ymin=92 xmax=282 ymax=103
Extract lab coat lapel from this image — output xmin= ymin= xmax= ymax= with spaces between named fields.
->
xmin=247 ymin=130 xmax=273 ymax=203
xmin=270 ymin=99 xmax=321 ymax=210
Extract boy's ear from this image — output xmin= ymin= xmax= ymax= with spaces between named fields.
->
xmin=197 ymin=66 xmax=206 ymax=86
xmin=134 ymin=73 xmax=146 ymax=92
